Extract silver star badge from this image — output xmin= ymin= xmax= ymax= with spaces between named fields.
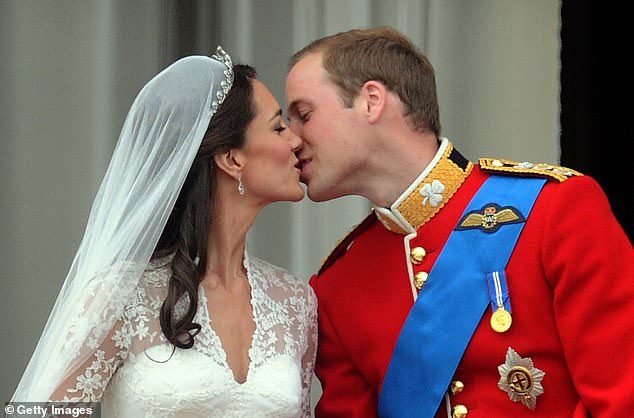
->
xmin=498 ymin=347 xmax=545 ymax=410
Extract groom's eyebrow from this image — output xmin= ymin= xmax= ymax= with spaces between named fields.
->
xmin=287 ymin=100 xmax=300 ymax=115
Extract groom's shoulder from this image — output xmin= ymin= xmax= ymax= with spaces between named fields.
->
xmin=316 ymin=212 xmax=377 ymax=277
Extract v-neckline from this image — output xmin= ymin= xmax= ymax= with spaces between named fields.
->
xmin=198 ymin=251 xmax=257 ymax=385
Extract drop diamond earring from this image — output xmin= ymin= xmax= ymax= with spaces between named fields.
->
xmin=237 ymin=172 xmax=245 ymax=196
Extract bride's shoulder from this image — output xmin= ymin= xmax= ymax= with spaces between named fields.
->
xmin=140 ymin=254 xmax=172 ymax=288
xmin=250 ymin=256 xmax=313 ymax=296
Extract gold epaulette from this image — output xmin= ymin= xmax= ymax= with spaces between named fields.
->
xmin=479 ymin=158 xmax=583 ymax=182
xmin=317 ymin=212 xmax=376 ymax=277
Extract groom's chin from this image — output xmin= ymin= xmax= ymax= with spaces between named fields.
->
xmin=305 ymin=188 xmax=320 ymax=202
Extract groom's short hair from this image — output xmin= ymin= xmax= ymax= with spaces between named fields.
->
xmin=289 ymin=27 xmax=440 ymax=136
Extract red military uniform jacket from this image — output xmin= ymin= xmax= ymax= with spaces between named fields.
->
xmin=310 ymin=140 xmax=634 ymax=417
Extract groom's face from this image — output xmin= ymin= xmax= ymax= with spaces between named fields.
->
xmin=286 ymin=52 xmax=368 ymax=202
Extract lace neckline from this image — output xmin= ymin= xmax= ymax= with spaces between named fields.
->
xmin=197 ymin=250 xmax=257 ymax=385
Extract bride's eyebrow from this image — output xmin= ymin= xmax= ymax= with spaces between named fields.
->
xmin=269 ymin=108 xmax=283 ymax=122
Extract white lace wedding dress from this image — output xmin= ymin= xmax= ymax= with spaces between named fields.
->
xmin=52 ymin=252 xmax=317 ymax=417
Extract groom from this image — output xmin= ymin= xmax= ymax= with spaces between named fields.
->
xmin=285 ymin=27 xmax=634 ymax=417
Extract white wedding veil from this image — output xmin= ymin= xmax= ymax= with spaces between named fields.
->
xmin=11 ymin=47 xmax=234 ymax=402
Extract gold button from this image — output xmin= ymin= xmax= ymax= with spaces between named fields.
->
xmin=452 ymin=404 xmax=468 ymax=418
xmin=414 ymin=271 xmax=429 ymax=289
xmin=410 ymin=247 xmax=427 ymax=264
xmin=450 ymin=380 xmax=464 ymax=395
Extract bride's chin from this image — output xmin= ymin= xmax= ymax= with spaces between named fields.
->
xmin=287 ymin=185 xmax=306 ymax=202
xmin=291 ymin=188 xmax=306 ymax=202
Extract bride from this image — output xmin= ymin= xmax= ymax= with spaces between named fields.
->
xmin=10 ymin=47 xmax=317 ymax=417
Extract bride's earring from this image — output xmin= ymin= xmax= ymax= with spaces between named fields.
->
xmin=237 ymin=171 xmax=245 ymax=196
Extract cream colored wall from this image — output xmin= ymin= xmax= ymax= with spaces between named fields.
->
xmin=0 ymin=0 xmax=560 ymax=410
xmin=428 ymin=0 xmax=561 ymax=162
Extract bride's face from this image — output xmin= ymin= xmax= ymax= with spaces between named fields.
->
xmin=238 ymin=79 xmax=304 ymax=204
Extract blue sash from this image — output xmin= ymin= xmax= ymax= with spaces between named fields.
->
xmin=378 ymin=175 xmax=546 ymax=417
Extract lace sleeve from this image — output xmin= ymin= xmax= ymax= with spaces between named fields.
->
xmin=48 ymin=316 xmax=130 ymax=403
xmin=44 ymin=263 xmax=155 ymax=403
xmin=301 ymin=285 xmax=318 ymax=418
xmin=46 ymin=263 xmax=168 ymax=403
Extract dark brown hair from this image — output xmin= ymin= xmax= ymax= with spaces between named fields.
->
xmin=152 ymin=64 xmax=257 ymax=349
xmin=290 ymin=27 xmax=441 ymax=135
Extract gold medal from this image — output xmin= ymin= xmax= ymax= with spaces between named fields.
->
xmin=491 ymin=306 xmax=512 ymax=333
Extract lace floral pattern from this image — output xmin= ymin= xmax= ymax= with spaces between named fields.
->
xmin=52 ymin=252 xmax=317 ymax=417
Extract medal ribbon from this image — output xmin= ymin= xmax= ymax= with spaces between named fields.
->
xmin=378 ymin=176 xmax=546 ymax=418
xmin=487 ymin=270 xmax=511 ymax=312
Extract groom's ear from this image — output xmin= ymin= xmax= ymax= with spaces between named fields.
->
xmin=360 ymin=80 xmax=387 ymax=124
xmin=214 ymin=150 xmax=245 ymax=179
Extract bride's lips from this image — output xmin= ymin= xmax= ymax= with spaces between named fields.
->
xmin=296 ymin=158 xmax=310 ymax=181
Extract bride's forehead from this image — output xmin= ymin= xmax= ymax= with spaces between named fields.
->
xmin=251 ymin=80 xmax=281 ymax=114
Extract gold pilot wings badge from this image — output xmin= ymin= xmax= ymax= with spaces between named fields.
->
xmin=456 ymin=203 xmax=525 ymax=233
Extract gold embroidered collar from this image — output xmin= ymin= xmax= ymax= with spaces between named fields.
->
xmin=374 ymin=139 xmax=473 ymax=235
